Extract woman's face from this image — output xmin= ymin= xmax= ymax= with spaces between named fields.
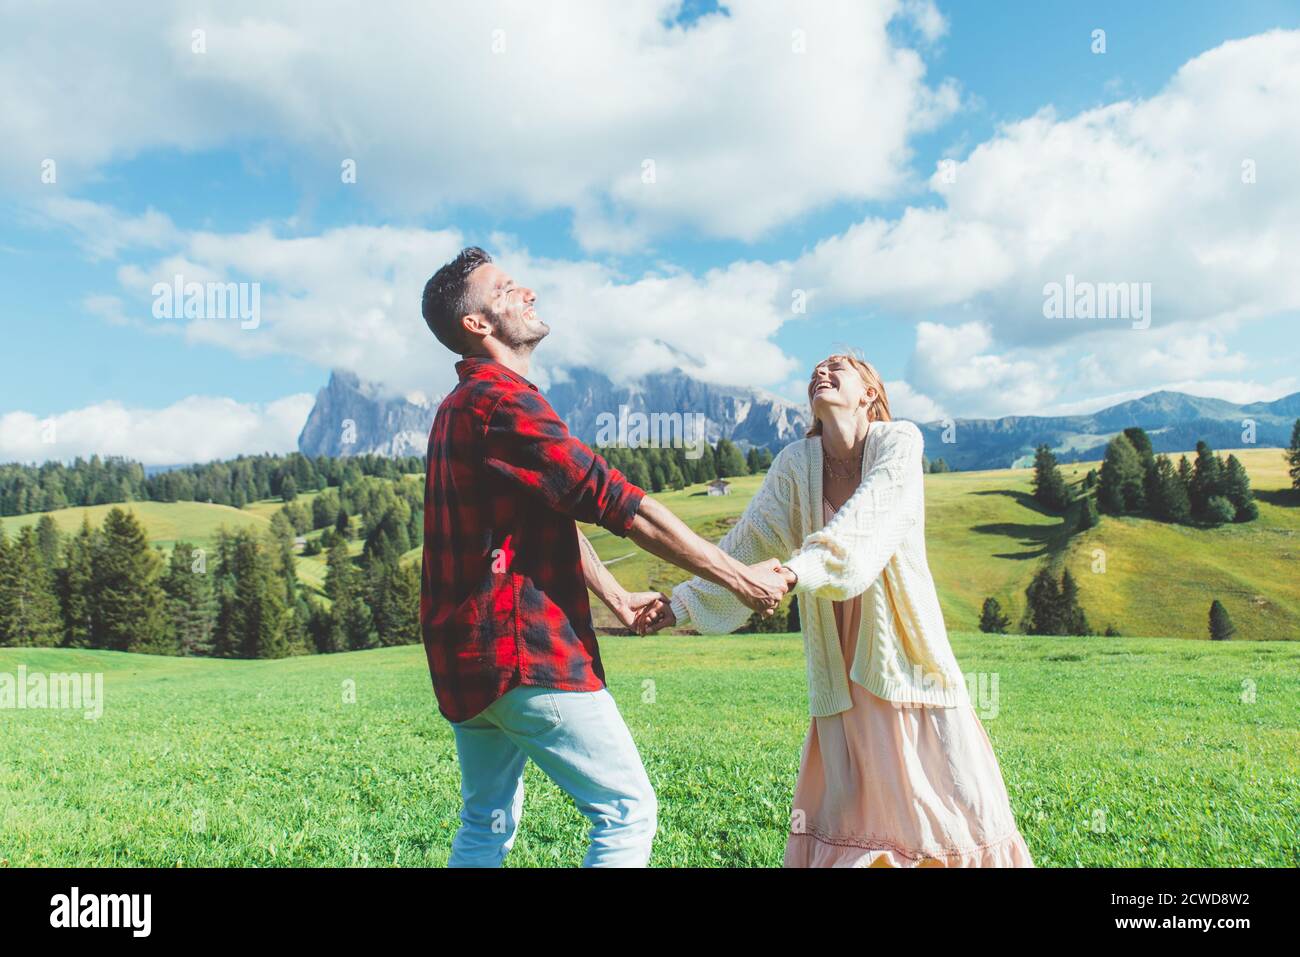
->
xmin=810 ymin=357 xmax=873 ymax=421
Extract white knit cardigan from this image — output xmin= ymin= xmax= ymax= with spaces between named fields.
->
xmin=669 ymin=420 xmax=970 ymax=715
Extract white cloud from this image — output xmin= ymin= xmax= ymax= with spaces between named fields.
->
xmin=797 ymin=29 xmax=1300 ymax=341
xmin=882 ymin=379 xmax=945 ymax=423
xmin=907 ymin=320 xmax=1056 ymax=416
xmin=75 ymin=209 xmax=798 ymax=397
xmin=0 ymin=394 xmax=314 ymax=466
xmin=1 ymin=0 xmax=957 ymax=249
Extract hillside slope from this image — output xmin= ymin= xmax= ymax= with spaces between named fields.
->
xmin=583 ymin=447 xmax=1299 ymax=640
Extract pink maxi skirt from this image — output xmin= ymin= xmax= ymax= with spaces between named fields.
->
xmin=784 ymin=503 xmax=1034 ymax=868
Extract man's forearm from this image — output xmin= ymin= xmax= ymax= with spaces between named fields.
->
xmin=577 ymin=529 xmax=629 ymax=616
xmin=624 ymin=496 xmax=745 ymax=594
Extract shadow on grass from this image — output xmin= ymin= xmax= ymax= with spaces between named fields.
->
xmin=1256 ymin=488 xmax=1299 ymax=509
xmin=968 ymin=489 xmax=1071 ymax=560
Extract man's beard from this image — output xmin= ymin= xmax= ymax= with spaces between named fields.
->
xmin=489 ymin=305 xmax=547 ymax=349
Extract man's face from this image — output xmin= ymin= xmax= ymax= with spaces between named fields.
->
xmin=469 ymin=263 xmax=548 ymax=349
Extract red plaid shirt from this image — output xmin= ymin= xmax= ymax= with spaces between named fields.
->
xmin=420 ymin=357 xmax=646 ymax=723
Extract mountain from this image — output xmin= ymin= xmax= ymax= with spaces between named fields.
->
xmin=296 ymin=370 xmax=442 ymax=458
xmin=297 ymin=368 xmax=1299 ymax=470
xmin=915 ymin=390 xmax=1300 ymax=470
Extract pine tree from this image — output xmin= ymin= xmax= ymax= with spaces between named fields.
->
xmin=0 ymin=526 xmax=62 ymax=647
xmin=58 ymin=518 xmax=97 ymax=648
xmin=1176 ymin=455 xmax=1194 ymax=504
xmin=0 ymin=527 xmax=15 ymax=646
xmin=715 ymin=439 xmax=748 ymax=478
xmin=1190 ymin=441 xmax=1223 ymax=517
xmin=1122 ymin=428 xmax=1158 ymax=508
xmin=979 ymin=597 xmax=1011 ymax=634
xmin=378 ymin=560 xmax=421 ymax=646
xmin=1287 ymin=419 xmax=1300 ymax=492
xmin=787 ymin=595 xmax=800 ymax=631
xmin=1203 ymin=495 xmax=1235 ymax=524
xmin=325 ymin=540 xmax=373 ymax=651
xmin=281 ymin=475 xmax=298 ymax=503
xmin=91 ymin=508 xmax=170 ymax=653
xmin=1058 ymin=569 xmax=1090 ymax=635
xmin=1208 ymin=599 xmax=1236 ymax=641
xmin=35 ymin=514 xmax=61 ymax=567
xmin=693 ymin=443 xmax=717 ymax=483
xmin=1022 ymin=567 xmax=1061 ymax=635
xmin=1031 ymin=444 xmax=1070 ymax=511
xmin=212 ymin=529 xmax=292 ymax=658
xmin=1148 ymin=455 xmax=1191 ymax=523
xmin=626 ymin=457 xmax=652 ymax=491
xmin=1097 ymin=434 xmax=1144 ymax=514
xmin=1076 ymin=495 xmax=1099 ymax=530
xmin=162 ymin=540 xmax=216 ymax=656
xmin=1221 ymin=455 xmax=1258 ymax=522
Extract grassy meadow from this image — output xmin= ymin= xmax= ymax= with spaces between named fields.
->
xmin=1 ymin=636 xmax=1296 ymax=867
xmin=3 ymin=445 xmax=1295 ymax=867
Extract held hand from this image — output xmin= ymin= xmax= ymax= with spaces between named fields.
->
xmin=738 ymin=558 xmax=788 ymax=616
xmin=632 ymin=594 xmax=676 ymax=635
xmin=617 ymin=591 xmax=667 ymax=631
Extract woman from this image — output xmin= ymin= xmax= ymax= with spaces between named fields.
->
xmin=637 ymin=353 xmax=1034 ymax=867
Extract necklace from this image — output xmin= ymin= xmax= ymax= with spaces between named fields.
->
xmin=823 ymin=447 xmax=861 ymax=480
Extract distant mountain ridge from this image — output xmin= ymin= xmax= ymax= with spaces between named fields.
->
xmin=296 ymin=366 xmax=811 ymax=459
xmin=297 ymin=368 xmax=1299 ymax=471
xmin=916 ymin=389 xmax=1300 ymax=470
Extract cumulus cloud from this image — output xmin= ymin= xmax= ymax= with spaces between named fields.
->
xmin=0 ymin=394 xmax=314 ymax=466
xmin=1 ymin=0 xmax=957 ymax=249
xmin=798 ymin=29 xmax=1300 ymax=342
xmin=74 ymin=208 xmax=798 ymax=398
xmin=785 ymin=30 xmax=1300 ymax=415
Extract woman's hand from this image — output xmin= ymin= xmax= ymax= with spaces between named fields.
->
xmin=738 ymin=558 xmax=789 ymax=615
xmin=614 ymin=591 xmax=667 ymax=631
xmin=632 ymin=593 xmax=676 ymax=634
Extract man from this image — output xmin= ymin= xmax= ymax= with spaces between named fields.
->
xmin=420 ymin=246 xmax=787 ymax=867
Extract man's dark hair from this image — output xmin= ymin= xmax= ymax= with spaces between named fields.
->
xmin=422 ymin=246 xmax=493 ymax=355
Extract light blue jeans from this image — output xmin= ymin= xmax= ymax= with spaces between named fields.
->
xmin=447 ymin=685 xmax=657 ymax=867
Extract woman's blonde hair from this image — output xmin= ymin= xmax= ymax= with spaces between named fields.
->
xmin=805 ymin=351 xmax=892 ymax=437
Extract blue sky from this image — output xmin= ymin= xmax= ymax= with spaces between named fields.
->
xmin=2 ymin=0 xmax=1299 ymax=463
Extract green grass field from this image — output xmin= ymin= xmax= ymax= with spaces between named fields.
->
xmin=1 ymin=637 xmax=1295 ymax=867
xmin=0 ymin=500 xmax=269 ymax=553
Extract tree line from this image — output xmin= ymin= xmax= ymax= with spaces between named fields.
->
xmin=0 ymin=452 xmax=425 ymax=517
xmin=0 ymin=474 xmax=424 ymax=657
xmin=600 ymin=440 xmax=773 ymax=493
xmin=1032 ymin=427 xmax=1262 ymax=528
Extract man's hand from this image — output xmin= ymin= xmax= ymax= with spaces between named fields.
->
xmin=737 ymin=558 xmax=788 ymax=616
xmin=632 ymin=593 xmax=675 ymax=635
xmin=613 ymin=591 xmax=666 ymax=631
